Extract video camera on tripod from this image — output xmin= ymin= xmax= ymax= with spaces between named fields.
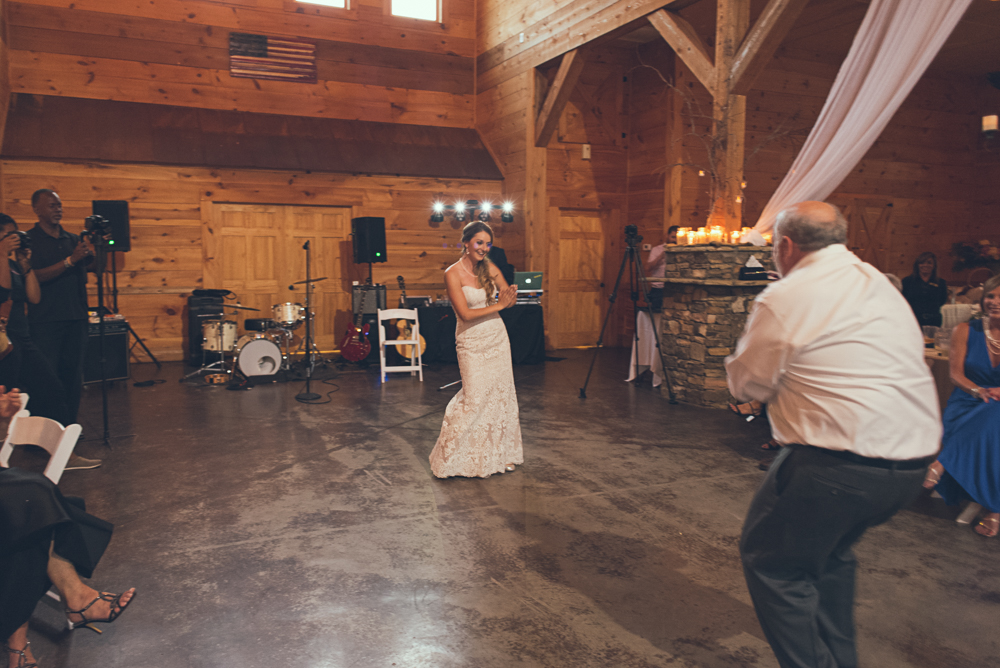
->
xmin=624 ymin=224 xmax=642 ymax=247
xmin=81 ymin=214 xmax=112 ymax=243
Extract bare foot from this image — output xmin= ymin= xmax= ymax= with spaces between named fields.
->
xmin=65 ymin=587 xmax=136 ymax=627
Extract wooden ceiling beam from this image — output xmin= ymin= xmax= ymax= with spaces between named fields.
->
xmin=647 ymin=8 xmax=716 ymax=94
xmin=534 ymin=49 xmax=587 ymax=148
xmin=729 ymin=0 xmax=812 ymax=96
xmin=478 ymin=0 xmax=685 ymax=94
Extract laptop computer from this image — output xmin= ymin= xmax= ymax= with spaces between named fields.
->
xmin=514 ymin=271 xmax=543 ymax=293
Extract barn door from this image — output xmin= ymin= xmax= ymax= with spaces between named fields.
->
xmin=548 ymin=210 xmax=606 ymax=349
xmin=204 ymin=203 xmax=352 ymax=350
xmin=838 ymin=199 xmax=894 ymax=271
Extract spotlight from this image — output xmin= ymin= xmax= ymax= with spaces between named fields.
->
xmin=501 ymin=201 xmax=514 ymax=223
xmin=430 ymin=201 xmax=445 ymax=223
xmin=478 ymin=202 xmax=491 ymax=222
xmin=454 ymin=201 xmax=466 ymax=222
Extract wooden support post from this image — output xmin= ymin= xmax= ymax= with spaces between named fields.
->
xmin=711 ymin=0 xmax=749 ymax=232
xmin=665 ymin=54 xmax=685 ymax=235
xmin=534 ymin=49 xmax=587 ymax=148
xmin=0 ymin=0 xmax=10 ymax=208
xmin=526 ymin=69 xmax=548 ymax=272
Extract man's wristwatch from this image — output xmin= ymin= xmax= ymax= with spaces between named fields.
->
xmin=969 ymin=386 xmax=982 ymax=399
xmin=63 ymin=257 xmax=73 ymax=268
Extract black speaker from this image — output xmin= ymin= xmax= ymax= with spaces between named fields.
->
xmin=352 ymin=217 xmax=387 ymax=264
xmin=84 ymin=321 xmax=130 ymax=384
xmin=91 ymin=200 xmax=131 ymax=252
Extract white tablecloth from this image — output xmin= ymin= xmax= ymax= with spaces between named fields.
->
xmin=626 ymin=311 xmax=664 ymax=387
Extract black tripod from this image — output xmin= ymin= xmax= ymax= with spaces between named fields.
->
xmin=86 ymin=217 xmax=136 ymax=446
xmin=579 ymin=225 xmax=677 ymax=402
xmin=106 ymin=251 xmax=160 ymax=369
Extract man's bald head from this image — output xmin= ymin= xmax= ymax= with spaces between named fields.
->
xmin=774 ymin=201 xmax=847 ymax=253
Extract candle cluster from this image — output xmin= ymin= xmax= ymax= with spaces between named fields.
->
xmin=675 ymin=226 xmax=768 ymax=245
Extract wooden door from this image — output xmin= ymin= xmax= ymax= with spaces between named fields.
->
xmin=204 ymin=203 xmax=352 ymax=350
xmin=549 ymin=210 xmax=606 ymax=348
xmin=837 ymin=199 xmax=894 ymax=271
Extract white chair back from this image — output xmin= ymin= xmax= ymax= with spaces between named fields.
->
xmin=0 ymin=410 xmax=82 ymax=484
xmin=376 ymin=308 xmax=424 ymax=383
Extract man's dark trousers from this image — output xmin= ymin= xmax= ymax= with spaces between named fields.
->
xmin=740 ymin=445 xmax=928 ymax=668
xmin=31 ymin=319 xmax=87 ymax=425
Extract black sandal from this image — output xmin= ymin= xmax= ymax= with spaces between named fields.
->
xmin=65 ymin=589 xmax=136 ymax=633
xmin=3 ymin=642 xmax=38 ymax=668
xmin=729 ymin=401 xmax=763 ymax=422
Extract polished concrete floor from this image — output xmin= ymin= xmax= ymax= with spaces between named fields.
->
xmin=14 ymin=348 xmax=1000 ymax=667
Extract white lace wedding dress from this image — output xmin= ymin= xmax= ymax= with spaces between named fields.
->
xmin=430 ymin=286 xmax=524 ymax=478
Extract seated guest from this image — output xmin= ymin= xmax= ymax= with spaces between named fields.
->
xmin=1 ymin=388 xmax=135 ymax=667
xmin=902 ymin=251 xmax=948 ymax=327
xmin=923 ymin=274 xmax=1000 ymax=536
xmin=644 ymin=226 xmax=679 ymax=313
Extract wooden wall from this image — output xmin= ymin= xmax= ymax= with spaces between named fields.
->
xmin=6 ymin=0 xmax=476 ymax=128
xmin=1 ymin=159 xmax=501 ymax=360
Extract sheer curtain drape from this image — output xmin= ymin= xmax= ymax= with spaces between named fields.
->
xmin=746 ymin=0 xmax=973 ymax=243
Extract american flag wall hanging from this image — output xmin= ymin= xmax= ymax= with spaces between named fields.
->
xmin=229 ymin=32 xmax=318 ymax=84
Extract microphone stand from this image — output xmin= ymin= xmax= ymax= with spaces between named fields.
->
xmin=296 ymin=240 xmax=321 ymax=402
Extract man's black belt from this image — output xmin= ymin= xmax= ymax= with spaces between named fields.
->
xmin=795 ymin=444 xmax=933 ymax=470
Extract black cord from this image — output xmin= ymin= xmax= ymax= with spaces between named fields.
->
xmin=295 ymin=377 xmax=340 ymax=404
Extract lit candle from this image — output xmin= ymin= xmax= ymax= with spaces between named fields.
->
xmin=709 ymin=226 xmax=724 ymax=243
xmin=695 ymin=228 xmax=708 ymax=244
xmin=984 ymin=115 xmax=999 ymax=133
xmin=762 ymin=232 xmax=773 ymax=245
xmin=730 ymin=230 xmax=741 ymax=244
xmin=676 ymin=228 xmax=688 ymax=244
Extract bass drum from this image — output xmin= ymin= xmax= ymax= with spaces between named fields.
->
xmin=234 ymin=334 xmax=282 ymax=377
xmin=202 ymin=320 xmax=237 ymax=351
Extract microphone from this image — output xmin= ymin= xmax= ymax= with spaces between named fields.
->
xmin=303 ymin=240 xmax=310 ymax=250
xmin=289 ymin=285 xmax=295 ymax=290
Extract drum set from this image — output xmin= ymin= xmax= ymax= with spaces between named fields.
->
xmin=184 ymin=300 xmax=318 ymax=382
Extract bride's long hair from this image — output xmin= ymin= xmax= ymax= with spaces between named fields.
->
xmin=461 ymin=221 xmax=497 ymax=304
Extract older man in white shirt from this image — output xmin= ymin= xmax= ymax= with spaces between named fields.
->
xmin=726 ymin=201 xmax=940 ymax=668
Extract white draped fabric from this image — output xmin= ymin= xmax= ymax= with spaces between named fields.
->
xmin=746 ymin=0 xmax=973 ymax=243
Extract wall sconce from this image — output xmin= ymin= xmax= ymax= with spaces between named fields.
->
xmin=984 ymin=114 xmax=998 ymax=138
xmin=429 ymin=199 xmax=515 ymax=224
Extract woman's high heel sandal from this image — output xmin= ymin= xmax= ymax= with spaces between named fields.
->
xmin=504 ymin=464 xmax=516 ymax=472
xmin=3 ymin=642 xmax=38 ymax=668
xmin=922 ymin=462 xmax=944 ymax=489
xmin=974 ymin=515 xmax=1000 ymax=538
xmin=65 ymin=589 xmax=136 ymax=633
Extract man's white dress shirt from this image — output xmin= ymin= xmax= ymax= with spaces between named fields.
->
xmin=646 ymin=244 xmax=666 ymax=289
xmin=726 ymin=244 xmax=941 ymax=460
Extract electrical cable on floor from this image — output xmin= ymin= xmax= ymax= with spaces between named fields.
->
xmin=295 ymin=377 xmax=340 ymax=404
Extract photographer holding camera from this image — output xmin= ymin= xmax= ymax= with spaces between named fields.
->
xmin=25 ymin=189 xmax=104 ymax=469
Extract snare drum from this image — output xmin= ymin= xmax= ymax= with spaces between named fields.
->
xmin=244 ymin=318 xmax=276 ymax=332
xmin=234 ymin=334 xmax=282 ymax=377
xmin=202 ymin=320 xmax=237 ymax=351
xmin=272 ymin=302 xmax=305 ymax=328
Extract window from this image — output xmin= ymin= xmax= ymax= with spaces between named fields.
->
xmin=296 ymin=0 xmax=346 ymax=7
xmin=391 ymin=0 xmax=438 ymax=21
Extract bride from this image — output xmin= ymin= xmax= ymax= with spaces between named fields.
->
xmin=429 ymin=221 xmax=524 ymax=478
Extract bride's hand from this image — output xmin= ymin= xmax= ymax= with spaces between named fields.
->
xmin=498 ymin=285 xmax=517 ymax=308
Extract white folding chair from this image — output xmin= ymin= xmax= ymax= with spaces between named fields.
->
xmin=0 ymin=409 xmax=82 ymax=485
xmin=377 ymin=308 xmax=423 ymax=382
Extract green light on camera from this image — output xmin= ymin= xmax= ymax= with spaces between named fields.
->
xmin=109 ymin=239 xmax=115 ymax=245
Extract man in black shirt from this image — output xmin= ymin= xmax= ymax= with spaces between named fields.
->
xmin=26 ymin=190 xmax=102 ymax=469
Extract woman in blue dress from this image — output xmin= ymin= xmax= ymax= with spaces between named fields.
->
xmin=923 ymin=274 xmax=1000 ymax=536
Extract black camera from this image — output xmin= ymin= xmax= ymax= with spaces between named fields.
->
xmin=624 ymin=224 xmax=642 ymax=247
xmin=6 ymin=230 xmax=31 ymax=251
xmin=82 ymin=215 xmax=111 ymax=242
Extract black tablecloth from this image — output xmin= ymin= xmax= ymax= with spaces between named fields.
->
xmin=417 ymin=304 xmax=545 ymax=365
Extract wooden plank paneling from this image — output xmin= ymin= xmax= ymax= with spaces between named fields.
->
xmin=3 ymin=159 xmax=502 ymax=361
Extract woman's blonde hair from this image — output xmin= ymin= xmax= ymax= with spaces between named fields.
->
xmin=461 ymin=221 xmax=497 ymax=304
xmin=982 ymin=273 xmax=1000 ymax=311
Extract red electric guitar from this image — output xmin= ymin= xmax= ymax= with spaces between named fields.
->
xmin=339 ymin=287 xmax=372 ymax=362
